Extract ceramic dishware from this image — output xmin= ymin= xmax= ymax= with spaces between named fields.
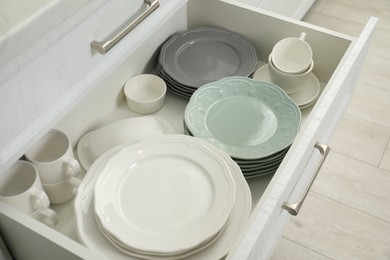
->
xmin=74 ymin=135 xmax=252 ymax=260
xmin=252 ymin=63 xmax=321 ymax=108
xmin=184 ymin=77 xmax=301 ymax=178
xmin=0 ymin=160 xmax=50 ymax=214
xmin=30 ymin=207 xmax=59 ymax=227
xmin=271 ymin=32 xmax=312 ymax=74
xmin=185 ymin=77 xmax=301 ymax=160
xmin=158 ymin=27 xmax=258 ymax=98
xmin=268 ymin=53 xmax=314 ymax=94
xmin=42 ymin=176 xmax=81 ymax=204
xmin=25 ymin=129 xmax=81 ymax=184
xmin=124 ymin=74 xmax=167 ymax=114
xmin=93 ymin=136 xmax=236 ymax=255
xmin=76 ymin=116 xmax=174 ymax=170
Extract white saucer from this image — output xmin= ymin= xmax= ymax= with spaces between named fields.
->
xmin=252 ymin=64 xmax=321 ymax=108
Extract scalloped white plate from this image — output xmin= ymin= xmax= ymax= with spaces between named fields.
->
xmin=74 ymin=135 xmax=251 ymax=260
xmin=93 ymin=136 xmax=236 ymax=254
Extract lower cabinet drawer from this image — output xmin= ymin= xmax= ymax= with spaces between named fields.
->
xmin=0 ymin=0 xmax=377 ymax=259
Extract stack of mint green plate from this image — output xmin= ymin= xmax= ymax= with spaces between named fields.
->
xmin=184 ymin=77 xmax=301 ymax=177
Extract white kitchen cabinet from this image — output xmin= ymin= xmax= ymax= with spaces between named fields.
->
xmin=0 ymin=0 xmax=377 ymax=259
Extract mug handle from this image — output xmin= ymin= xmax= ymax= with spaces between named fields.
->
xmin=63 ymin=156 xmax=81 ymax=177
xmin=30 ymin=188 xmax=50 ymax=210
xmin=38 ymin=208 xmax=59 ymax=227
xmin=69 ymin=177 xmax=82 ymax=196
xmin=299 ymin=32 xmax=306 ymax=41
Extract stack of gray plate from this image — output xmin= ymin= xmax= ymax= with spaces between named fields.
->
xmin=157 ymin=27 xmax=258 ymax=98
xmin=184 ymin=77 xmax=301 ymax=178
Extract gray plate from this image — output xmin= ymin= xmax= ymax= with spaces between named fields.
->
xmin=160 ymin=27 xmax=258 ymax=88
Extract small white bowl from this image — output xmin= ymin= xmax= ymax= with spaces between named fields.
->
xmin=124 ymin=74 xmax=167 ymax=114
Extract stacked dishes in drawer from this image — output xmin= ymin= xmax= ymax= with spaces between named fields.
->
xmin=157 ymin=27 xmax=258 ymax=98
xmin=184 ymin=77 xmax=301 ymax=178
xmin=74 ymin=135 xmax=252 ymax=259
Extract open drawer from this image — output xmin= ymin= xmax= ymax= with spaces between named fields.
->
xmin=0 ymin=0 xmax=377 ymax=259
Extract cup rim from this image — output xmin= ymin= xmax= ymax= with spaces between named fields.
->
xmin=42 ymin=175 xmax=79 ymax=187
xmin=124 ymin=74 xmax=167 ymax=104
xmin=25 ymin=129 xmax=71 ymax=165
xmin=268 ymin=54 xmax=314 ymax=77
xmin=0 ymin=160 xmax=39 ymax=199
xmin=271 ymin=37 xmax=313 ymax=74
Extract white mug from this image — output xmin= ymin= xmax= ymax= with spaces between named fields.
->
xmin=30 ymin=207 xmax=59 ymax=227
xmin=25 ymin=129 xmax=81 ymax=184
xmin=43 ymin=176 xmax=81 ymax=204
xmin=268 ymin=54 xmax=314 ymax=94
xmin=0 ymin=161 xmax=50 ymax=214
xmin=271 ymin=32 xmax=313 ymax=74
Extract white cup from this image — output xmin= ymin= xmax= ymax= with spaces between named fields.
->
xmin=0 ymin=161 xmax=50 ymax=214
xmin=25 ymin=129 xmax=81 ymax=184
xmin=42 ymin=176 xmax=81 ymax=204
xmin=268 ymin=54 xmax=314 ymax=94
xmin=30 ymin=207 xmax=59 ymax=227
xmin=271 ymin=32 xmax=313 ymax=74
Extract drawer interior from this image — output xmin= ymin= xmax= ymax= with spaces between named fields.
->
xmin=53 ymin=0 xmax=353 ymax=243
xmin=1 ymin=0 xmax=356 ymax=258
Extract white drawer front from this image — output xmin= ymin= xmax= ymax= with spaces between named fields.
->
xmin=0 ymin=0 xmax=186 ymax=173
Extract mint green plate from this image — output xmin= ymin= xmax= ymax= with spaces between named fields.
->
xmin=184 ymin=77 xmax=301 ymax=160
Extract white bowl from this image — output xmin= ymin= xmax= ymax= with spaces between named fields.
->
xmin=77 ymin=116 xmax=175 ymax=170
xmin=124 ymin=74 xmax=167 ymax=114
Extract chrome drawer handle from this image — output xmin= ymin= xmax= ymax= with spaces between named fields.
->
xmin=91 ymin=0 xmax=160 ymax=54
xmin=282 ymin=142 xmax=330 ymax=216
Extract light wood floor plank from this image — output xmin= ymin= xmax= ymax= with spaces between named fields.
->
xmin=271 ymin=237 xmax=334 ymax=260
xmin=279 ymin=193 xmax=390 ymax=260
xmin=313 ymin=151 xmax=390 ymax=223
xmin=329 ymin=113 xmax=390 ymax=167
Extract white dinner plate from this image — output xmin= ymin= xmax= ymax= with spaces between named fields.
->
xmin=93 ymin=136 xmax=236 ymax=254
xmin=74 ymin=134 xmax=252 ymax=260
xmin=94 ymin=213 xmax=228 ymax=259
xmin=252 ymin=64 xmax=321 ymax=108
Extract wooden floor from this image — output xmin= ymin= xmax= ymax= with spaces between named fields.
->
xmin=266 ymin=0 xmax=390 ymax=259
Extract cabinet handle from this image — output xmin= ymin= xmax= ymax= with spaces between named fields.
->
xmin=282 ymin=142 xmax=330 ymax=216
xmin=91 ymin=0 xmax=160 ymax=54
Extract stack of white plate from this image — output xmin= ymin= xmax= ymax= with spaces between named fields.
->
xmin=157 ymin=27 xmax=258 ymax=98
xmin=184 ymin=77 xmax=301 ymax=178
xmin=74 ymin=134 xmax=252 ymax=259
